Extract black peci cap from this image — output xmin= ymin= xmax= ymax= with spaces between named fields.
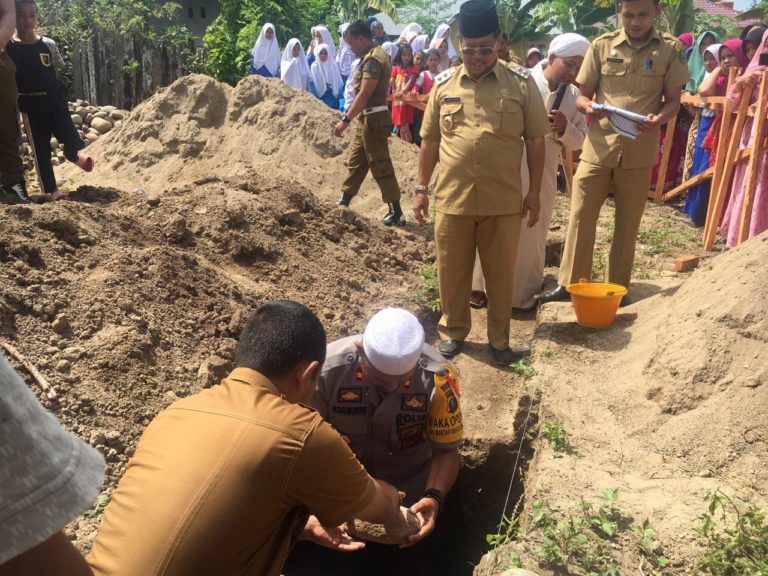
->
xmin=459 ymin=0 xmax=500 ymax=39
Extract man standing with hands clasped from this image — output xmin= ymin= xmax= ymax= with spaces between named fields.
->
xmin=535 ymin=0 xmax=689 ymax=305
xmin=414 ymin=0 xmax=548 ymax=366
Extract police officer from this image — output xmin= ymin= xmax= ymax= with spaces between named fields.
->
xmin=286 ymin=307 xmax=463 ymax=575
xmin=535 ymin=0 xmax=689 ymax=305
xmin=335 ymin=19 xmax=404 ymax=226
xmin=413 ymin=0 xmax=549 ymax=366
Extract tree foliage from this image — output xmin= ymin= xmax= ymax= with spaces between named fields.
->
xmin=333 ymin=0 xmax=399 ymax=24
xmin=527 ymin=0 xmax=616 ymax=37
xmin=394 ymin=0 xmax=455 ymax=32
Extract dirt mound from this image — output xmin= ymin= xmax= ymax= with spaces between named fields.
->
xmin=0 ymin=173 xmax=431 ymax=548
xmin=60 ymin=74 xmax=419 ymax=211
xmin=640 ymin=232 xmax=768 ymax=478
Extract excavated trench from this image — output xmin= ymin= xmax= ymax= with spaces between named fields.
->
xmin=433 ymin=394 xmax=540 ymax=575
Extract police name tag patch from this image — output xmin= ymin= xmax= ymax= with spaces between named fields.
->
xmin=338 ymin=387 xmax=363 ymax=403
xmin=443 ymin=96 xmax=461 ymax=103
xmin=401 ymin=393 xmax=427 ymax=412
xmin=607 ymin=57 xmax=623 ymax=63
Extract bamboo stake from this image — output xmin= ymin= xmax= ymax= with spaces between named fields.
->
xmin=0 ymin=341 xmax=57 ymax=399
xmin=662 ymin=148 xmax=752 ymax=202
xmin=704 ymin=75 xmax=752 ymax=250
xmin=737 ymin=71 xmax=768 ymax=244
xmin=652 ymin=114 xmax=677 ymax=202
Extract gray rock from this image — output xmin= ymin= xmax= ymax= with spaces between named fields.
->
xmin=71 ymin=114 xmax=83 ymax=126
xmin=280 ymin=209 xmax=304 ymax=227
xmin=345 ymin=506 xmax=421 ymax=546
xmin=163 ymin=215 xmax=188 ymax=243
xmin=55 ymin=359 xmax=71 ymax=373
xmin=90 ymin=117 xmax=113 ymax=134
xmin=61 ymin=346 xmax=85 ymax=361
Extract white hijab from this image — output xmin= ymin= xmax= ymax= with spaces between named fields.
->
xmin=251 ymin=23 xmax=281 ymax=75
xmin=398 ymin=22 xmax=422 ymax=44
xmin=281 ymin=38 xmax=309 ymax=91
xmin=382 ymin=41 xmax=399 ymax=62
xmin=311 ymin=25 xmax=336 ymax=60
xmin=430 ymin=23 xmax=457 ymax=58
xmin=337 ymin=23 xmax=356 ymax=76
xmin=411 ymin=34 xmax=429 ymax=52
xmin=310 ymin=44 xmax=343 ymax=98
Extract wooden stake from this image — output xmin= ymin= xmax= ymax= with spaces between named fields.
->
xmin=652 ymin=114 xmax=677 ymax=202
xmin=704 ymin=76 xmax=753 ymax=250
xmin=662 ymin=148 xmax=752 ymax=202
xmin=737 ymin=71 xmax=768 ymax=244
xmin=0 ymin=341 xmax=57 ymax=399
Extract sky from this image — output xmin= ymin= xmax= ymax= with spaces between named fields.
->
xmin=734 ymin=0 xmax=753 ymax=10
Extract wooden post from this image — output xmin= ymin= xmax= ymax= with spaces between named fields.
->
xmin=737 ymin=71 xmax=768 ymax=244
xmin=652 ymin=114 xmax=677 ymax=202
xmin=703 ymin=70 xmax=751 ymax=250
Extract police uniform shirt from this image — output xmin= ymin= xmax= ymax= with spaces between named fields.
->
xmin=420 ymin=59 xmax=550 ymax=216
xmin=577 ymin=28 xmax=690 ymax=169
xmin=314 ymin=336 xmax=464 ymax=502
xmin=353 ymin=45 xmax=391 ymax=109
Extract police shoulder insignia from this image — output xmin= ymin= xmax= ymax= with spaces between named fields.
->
xmin=435 ymin=67 xmax=455 ymax=86
xmin=364 ymin=58 xmax=380 ymax=74
xmin=510 ymin=64 xmax=530 ymax=79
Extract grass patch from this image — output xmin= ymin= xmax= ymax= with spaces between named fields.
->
xmin=540 ymin=419 xmax=571 ymax=457
xmin=510 ymin=358 xmax=536 ymax=380
xmin=415 ymin=264 xmax=441 ymax=313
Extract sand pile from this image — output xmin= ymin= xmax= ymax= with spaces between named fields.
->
xmin=60 ymin=74 xmax=419 ymax=208
xmin=639 ymin=232 xmax=768 ymax=478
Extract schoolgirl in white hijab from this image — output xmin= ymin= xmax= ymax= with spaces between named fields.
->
xmin=430 ymin=23 xmax=456 ymax=71
xmin=410 ymin=34 xmax=429 ymax=53
xmin=398 ymin=22 xmax=422 ymax=44
xmin=310 ymin=43 xmax=344 ymax=107
xmin=250 ymin=23 xmax=281 ymax=77
xmin=281 ymin=38 xmax=309 ymax=91
xmin=309 ymin=25 xmax=336 ymax=61
xmin=337 ymin=23 xmax=356 ymax=79
xmin=382 ymin=41 xmax=399 ymax=63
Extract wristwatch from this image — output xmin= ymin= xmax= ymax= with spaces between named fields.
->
xmin=415 ymin=184 xmax=429 ymax=194
xmin=341 ymin=113 xmax=351 ymax=124
xmin=424 ymin=488 xmax=445 ymax=514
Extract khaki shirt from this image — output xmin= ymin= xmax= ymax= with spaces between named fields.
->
xmin=353 ymin=45 xmax=391 ymax=109
xmin=421 ymin=60 xmax=549 ymax=216
xmin=88 ymin=369 xmax=375 ymax=576
xmin=577 ymin=27 xmax=690 ymax=169
xmin=313 ymin=336 xmax=463 ymax=504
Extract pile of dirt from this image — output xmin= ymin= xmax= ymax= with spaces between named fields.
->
xmin=59 ymin=74 xmax=420 ymax=211
xmin=503 ymin=232 xmax=768 ymax=574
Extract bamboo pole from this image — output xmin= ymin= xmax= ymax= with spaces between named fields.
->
xmin=704 ymin=69 xmax=749 ymax=250
xmin=0 ymin=341 xmax=57 ymax=399
xmin=652 ymin=114 xmax=678 ymax=202
xmin=737 ymin=71 xmax=768 ymax=244
xmin=662 ymin=148 xmax=752 ymax=202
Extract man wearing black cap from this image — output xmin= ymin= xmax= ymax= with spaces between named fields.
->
xmin=413 ymin=0 xmax=549 ymax=366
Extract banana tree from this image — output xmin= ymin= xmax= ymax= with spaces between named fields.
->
xmin=660 ymin=0 xmax=695 ymax=36
xmin=334 ymin=0 xmax=399 ymax=23
xmin=527 ymin=0 xmax=616 ymax=37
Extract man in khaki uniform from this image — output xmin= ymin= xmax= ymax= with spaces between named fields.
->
xmin=286 ymin=308 xmax=462 ymax=574
xmin=335 ymin=19 xmax=404 ymax=226
xmin=87 ymin=301 xmax=401 ymax=576
xmin=535 ymin=0 xmax=689 ymax=304
xmin=414 ymin=0 xmax=548 ymax=366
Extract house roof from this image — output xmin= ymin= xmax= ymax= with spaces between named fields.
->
xmin=694 ymin=0 xmax=762 ymax=26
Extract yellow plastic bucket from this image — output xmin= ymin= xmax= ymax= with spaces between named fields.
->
xmin=565 ymin=279 xmax=628 ymax=328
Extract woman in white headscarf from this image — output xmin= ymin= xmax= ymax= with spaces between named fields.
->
xmin=430 ymin=23 xmax=456 ymax=71
xmin=410 ymin=33 xmax=429 ymax=53
xmin=280 ymin=38 xmax=309 ymax=91
xmin=308 ymin=25 xmax=336 ymax=67
xmin=249 ymin=23 xmax=281 ymax=77
xmin=381 ymin=41 xmax=399 ymax=63
xmin=309 ymin=43 xmax=344 ymax=109
xmin=337 ymin=23 xmax=356 ymax=83
xmin=397 ymin=22 xmax=422 ymax=44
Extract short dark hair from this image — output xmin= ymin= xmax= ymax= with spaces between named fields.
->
xmin=426 ymin=48 xmax=440 ymax=61
xmin=394 ymin=42 xmax=413 ymax=67
xmin=235 ymin=301 xmax=326 ymax=380
xmin=347 ymin=20 xmax=372 ymax=39
xmin=15 ymin=0 xmax=36 ymax=9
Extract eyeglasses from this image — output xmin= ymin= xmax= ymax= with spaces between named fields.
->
xmin=460 ymin=45 xmax=497 ymax=57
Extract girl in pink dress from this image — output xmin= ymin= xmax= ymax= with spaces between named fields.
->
xmin=720 ymin=29 xmax=768 ymax=246
xmin=390 ymin=43 xmax=419 ymax=142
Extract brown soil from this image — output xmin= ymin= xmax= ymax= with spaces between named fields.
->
xmin=3 ymin=72 xmax=766 ymax=575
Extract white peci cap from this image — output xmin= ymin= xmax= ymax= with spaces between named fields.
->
xmin=362 ymin=308 xmax=425 ymax=376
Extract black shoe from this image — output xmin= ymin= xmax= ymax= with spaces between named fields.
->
xmin=338 ymin=193 xmax=352 ymax=207
xmin=534 ymin=285 xmax=569 ymax=304
xmin=619 ymin=292 xmax=632 ymax=307
xmin=438 ymin=339 xmax=463 ymax=358
xmin=382 ymin=211 xmax=405 ymax=226
xmin=490 ymin=343 xmax=532 ymax=366
xmin=9 ymin=182 xmax=31 ymax=204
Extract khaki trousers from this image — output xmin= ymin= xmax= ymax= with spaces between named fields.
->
xmin=558 ymin=161 xmax=652 ymax=290
xmin=341 ymin=115 xmax=401 ymax=203
xmin=435 ymin=212 xmax=521 ymax=350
